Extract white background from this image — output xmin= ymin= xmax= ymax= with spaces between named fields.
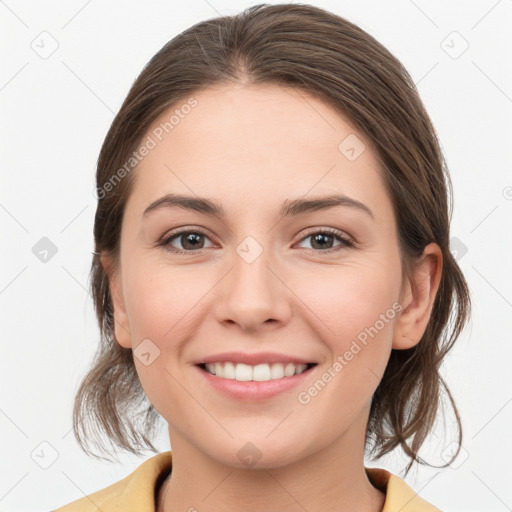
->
xmin=1 ymin=1 xmax=511 ymax=511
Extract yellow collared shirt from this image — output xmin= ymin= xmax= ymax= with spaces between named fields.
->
xmin=53 ymin=451 xmax=441 ymax=511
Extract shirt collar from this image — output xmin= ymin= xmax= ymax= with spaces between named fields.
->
xmin=56 ymin=450 xmax=440 ymax=511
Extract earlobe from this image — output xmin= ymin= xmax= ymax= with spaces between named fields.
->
xmin=100 ymin=253 xmax=132 ymax=349
xmin=392 ymin=243 xmax=443 ymax=350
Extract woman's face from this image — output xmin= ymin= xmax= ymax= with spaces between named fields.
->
xmin=107 ymin=83 xmax=409 ymax=468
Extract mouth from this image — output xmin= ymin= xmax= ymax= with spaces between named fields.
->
xmin=196 ymin=361 xmax=318 ymax=382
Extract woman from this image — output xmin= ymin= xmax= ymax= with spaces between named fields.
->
xmin=55 ymin=3 xmax=470 ymax=511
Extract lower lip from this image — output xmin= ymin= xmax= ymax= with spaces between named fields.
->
xmin=195 ymin=365 xmax=316 ymax=401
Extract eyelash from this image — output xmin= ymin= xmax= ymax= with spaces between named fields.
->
xmin=157 ymin=227 xmax=355 ymax=255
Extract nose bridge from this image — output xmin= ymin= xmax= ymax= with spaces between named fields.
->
xmin=215 ymin=231 xmax=290 ymax=330
xmin=231 ymin=233 xmax=276 ymax=304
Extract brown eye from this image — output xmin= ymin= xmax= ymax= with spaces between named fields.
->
xmin=296 ymin=228 xmax=354 ymax=252
xmin=159 ymin=229 xmax=215 ymax=254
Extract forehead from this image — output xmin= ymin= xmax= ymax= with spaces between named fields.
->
xmin=124 ymin=83 xmax=390 ymax=220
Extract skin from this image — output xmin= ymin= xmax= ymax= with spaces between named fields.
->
xmin=101 ymin=83 xmax=442 ymax=512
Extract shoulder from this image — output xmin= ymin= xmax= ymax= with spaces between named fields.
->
xmin=365 ymin=466 xmax=442 ymax=512
xmin=53 ymin=451 xmax=172 ymax=512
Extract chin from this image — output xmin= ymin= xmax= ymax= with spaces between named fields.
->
xmin=207 ymin=435 xmax=312 ymax=470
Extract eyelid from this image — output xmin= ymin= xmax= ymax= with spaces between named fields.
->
xmin=297 ymin=226 xmax=353 ymax=243
xmin=158 ymin=225 xmax=355 ymax=255
xmin=294 ymin=226 xmax=355 ymax=251
xmin=157 ymin=226 xmax=218 ymax=252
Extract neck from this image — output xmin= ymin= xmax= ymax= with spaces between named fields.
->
xmin=158 ymin=417 xmax=386 ymax=512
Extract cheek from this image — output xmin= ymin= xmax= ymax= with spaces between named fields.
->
xmin=294 ymin=260 xmax=401 ymax=344
xmin=123 ymin=265 xmax=199 ymax=417
xmin=124 ymin=262 xmax=208 ymax=342
xmin=292 ymin=266 xmax=400 ymax=425
xmin=292 ymin=260 xmax=401 ymax=410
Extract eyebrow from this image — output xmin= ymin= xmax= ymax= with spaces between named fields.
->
xmin=141 ymin=193 xmax=374 ymax=221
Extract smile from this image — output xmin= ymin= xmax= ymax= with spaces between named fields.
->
xmin=199 ymin=362 xmax=316 ymax=382
xmin=196 ymin=361 xmax=318 ymax=401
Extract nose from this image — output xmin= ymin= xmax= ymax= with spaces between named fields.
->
xmin=214 ymin=243 xmax=292 ymax=332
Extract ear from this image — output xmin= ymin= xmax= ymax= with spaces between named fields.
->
xmin=393 ymin=242 xmax=443 ymax=350
xmin=100 ymin=253 xmax=132 ymax=349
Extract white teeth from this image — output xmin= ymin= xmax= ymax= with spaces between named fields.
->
xmin=222 ymin=361 xmax=236 ymax=379
xmin=284 ymin=362 xmax=296 ymax=377
xmin=270 ymin=363 xmax=285 ymax=379
xmin=235 ymin=363 xmax=253 ymax=381
xmin=253 ymin=363 xmax=271 ymax=381
xmin=203 ymin=362 xmax=310 ymax=381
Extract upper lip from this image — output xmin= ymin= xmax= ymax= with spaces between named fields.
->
xmin=194 ymin=351 xmax=316 ymax=366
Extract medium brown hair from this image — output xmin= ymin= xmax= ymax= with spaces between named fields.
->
xmin=74 ymin=3 xmax=471 ymax=475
